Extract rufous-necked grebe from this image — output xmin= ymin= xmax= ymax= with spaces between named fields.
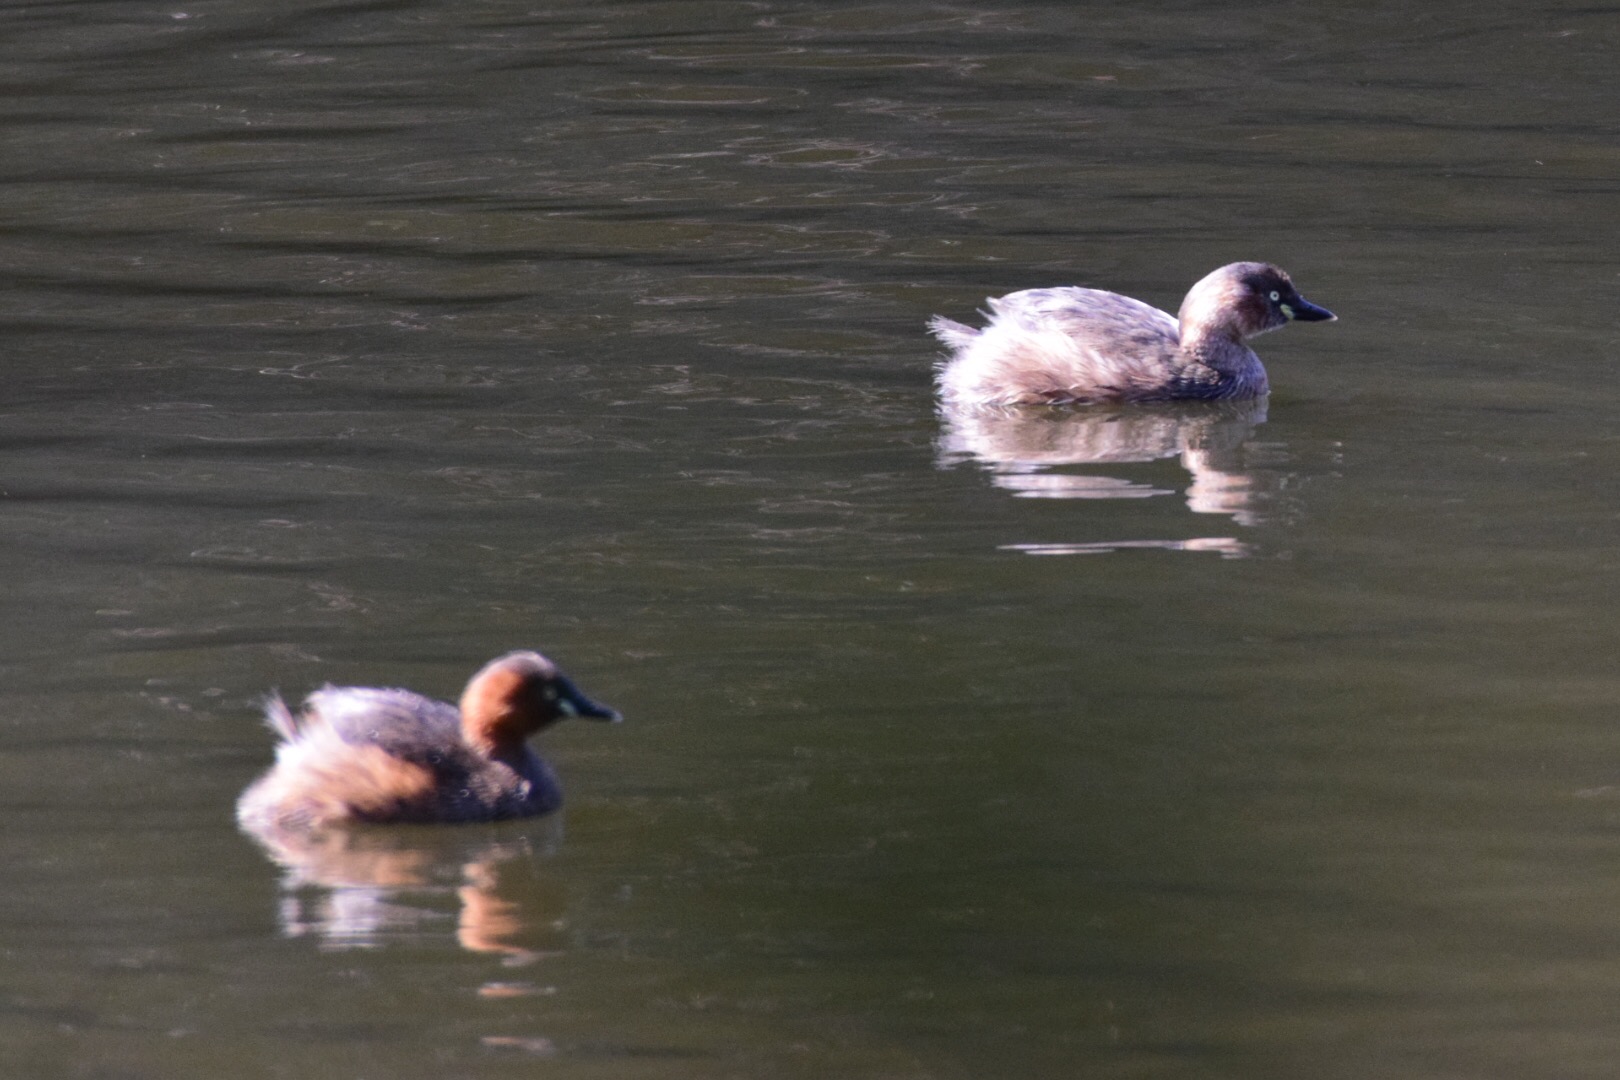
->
xmin=237 ymin=651 xmax=619 ymax=832
xmin=930 ymin=262 xmax=1334 ymax=406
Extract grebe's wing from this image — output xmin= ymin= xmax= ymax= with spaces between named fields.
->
xmin=965 ymin=287 xmax=1183 ymax=404
xmin=298 ymin=686 xmax=462 ymax=760
xmin=994 ymin=287 xmax=1178 ymax=349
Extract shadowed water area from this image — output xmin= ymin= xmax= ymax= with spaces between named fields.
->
xmin=1 ymin=1 xmax=1617 ymax=1077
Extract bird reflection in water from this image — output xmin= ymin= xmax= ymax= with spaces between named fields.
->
xmin=937 ymin=399 xmax=1286 ymax=557
xmin=248 ymin=820 xmax=567 ymax=973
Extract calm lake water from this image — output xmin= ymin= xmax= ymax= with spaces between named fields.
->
xmin=2 ymin=1 xmax=1617 ymax=1077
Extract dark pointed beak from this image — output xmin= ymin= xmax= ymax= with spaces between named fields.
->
xmin=1283 ymin=295 xmax=1336 ymax=322
xmin=554 ymin=675 xmax=622 ymax=723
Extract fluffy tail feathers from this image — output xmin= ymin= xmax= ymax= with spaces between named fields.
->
xmin=927 ymin=315 xmax=979 ymax=352
xmin=263 ymin=693 xmax=301 ymax=741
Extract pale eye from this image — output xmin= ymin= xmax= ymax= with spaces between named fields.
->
xmin=1269 ymin=290 xmax=1281 ymax=302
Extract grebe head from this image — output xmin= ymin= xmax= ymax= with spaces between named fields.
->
xmin=459 ymin=650 xmax=621 ymax=758
xmin=1178 ymin=262 xmax=1335 ymax=343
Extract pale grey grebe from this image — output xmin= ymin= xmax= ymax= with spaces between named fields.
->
xmin=931 ymin=262 xmax=1334 ymax=406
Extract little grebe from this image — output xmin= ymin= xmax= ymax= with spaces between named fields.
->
xmin=237 ymin=651 xmax=619 ymax=832
xmin=931 ymin=262 xmax=1334 ymax=406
